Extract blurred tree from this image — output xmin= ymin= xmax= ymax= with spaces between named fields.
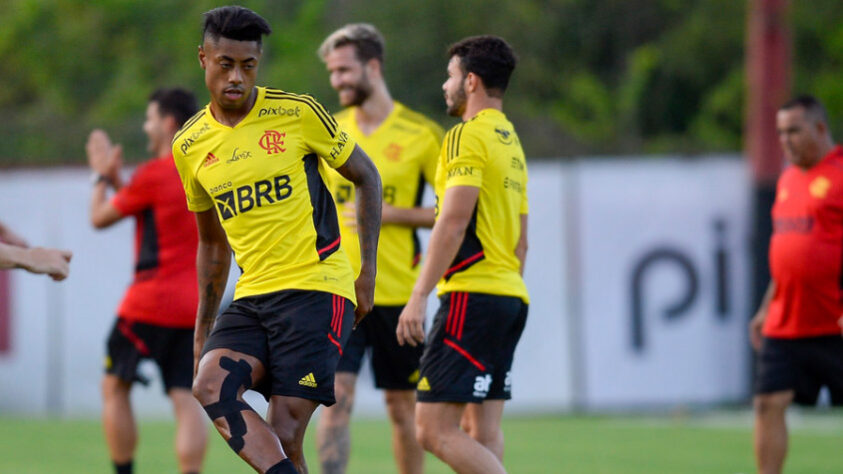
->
xmin=0 ymin=0 xmax=841 ymax=165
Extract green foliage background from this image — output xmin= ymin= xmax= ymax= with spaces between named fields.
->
xmin=1 ymin=0 xmax=842 ymax=165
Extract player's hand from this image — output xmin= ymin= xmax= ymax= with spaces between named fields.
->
xmin=838 ymin=315 xmax=843 ymax=338
xmin=105 ymin=144 xmax=124 ymax=187
xmin=749 ymin=312 xmax=765 ymax=352
xmin=86 ymin=129 xmax=114 ymax=175
xmin=353 ymin=270 xmax=375 ymax=327
xmin=23 ymin=247 xmax=72 ymax=281
xmin=397 ymin=294 xmax=426 ymax=347
xmin=342 ymin=201 xmax=358 ymax=230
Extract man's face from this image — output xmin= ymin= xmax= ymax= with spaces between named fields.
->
xmin=143 ymin=102 xmax=167 ymax=155
xmin=443 ymin=56 xmax=467 ymax=117
xmin=777 ymin=107 xmax=824 ymax=168
xmin=199 ymin=36 xmax=261 ymax=110
xmin=324 ymin=45 xmax=373 ymax=107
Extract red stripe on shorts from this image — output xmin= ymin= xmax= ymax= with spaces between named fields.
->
xmin=327 ymin=333 xmax=343 ymax=356
xmin=444 ymin=337 xmax=485 ymax=371
xmin=457 ymin=292 xmax=468 ymax=340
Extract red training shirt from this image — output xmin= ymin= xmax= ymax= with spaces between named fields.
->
xmin=110 ymin=154 xmax=199 ymax=328
xmin=765 ymin=145 xmax=843 ymax=338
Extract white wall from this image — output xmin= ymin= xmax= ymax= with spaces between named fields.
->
xmin=0 ymin=157 xmax=750 ymax=417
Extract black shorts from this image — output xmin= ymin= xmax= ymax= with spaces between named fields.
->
xmin=105 ymin=318 xmax=194 ymax=394
xmin=201 ymin=289 xmax=354 ymax=406
xmin=417 ymin=292 xmax=528 ymax=404
xmin=755 ymin=335 xmax=843 ymax=406
xmin=336 ymin=305 xmax=424 ymax=390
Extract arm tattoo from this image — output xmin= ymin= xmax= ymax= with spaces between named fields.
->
xmin=196 ymin=246 xmax=230 ymax=333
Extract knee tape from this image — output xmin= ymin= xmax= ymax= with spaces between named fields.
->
xmin=266 ymin=458 xmax=298 ymax=474
xmin=202 ymin=356 xmax=254 ymax=453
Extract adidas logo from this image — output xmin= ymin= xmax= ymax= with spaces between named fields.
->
xmin=408 ymin=370 xmax=420 ymax=384
xmin=298 ymin=373 xmax=317 ymax=388
xmin=417 ymin=377 xmax=430 ymax=391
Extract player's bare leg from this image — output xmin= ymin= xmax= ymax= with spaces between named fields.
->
xmin=267 ymin=395 xmax=320 ymax=473
xmin=169 ymin=387 xmax=208 ymax=474
xmin=753 ymin=390 xmax=794 ymax=474
xmin=193 ymin=349 xmax=295 ymax=473
xmin=384 ymin=389 xmax=423 ymax=474
xmin=316 ymin=372 xmax=356 ymax=473
xmin=460 ymin=400 xmax=505 ymax=461
xmin=102 ymin=375 xmax=136 ymax=469
xmin=415 ymin=401 xmax=505 ymax=474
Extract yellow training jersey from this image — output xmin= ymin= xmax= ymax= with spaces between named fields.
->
xmin=324 ymin=102 xmax=443 ymax=305
xmin=435 ymin=108 xmax=529 ymax=303
xmin=172 ymin=86 xmax=357 ymax=304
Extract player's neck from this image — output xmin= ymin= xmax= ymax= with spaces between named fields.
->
xmin=355 ymin=84 xmax=393 ymax=136
xmin=210 ymin=87 xmax=258 ymax=128
xmin=462 ymin=95 xmax=503 ymax=122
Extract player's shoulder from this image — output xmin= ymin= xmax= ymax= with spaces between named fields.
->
xmin=172 ymin=108 xmax=210 ymax=158
xmin=263 ymin=87 xmax=330 ymax=110
xmin=394 ymin=103 xmax=444 ymax=140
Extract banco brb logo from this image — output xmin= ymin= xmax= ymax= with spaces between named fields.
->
xmin=259 ymin=130 xmax=286 ymax=154
xmin=214 ymin=175 xmax=292 ymax=220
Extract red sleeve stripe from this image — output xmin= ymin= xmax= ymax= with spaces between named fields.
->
xmin=444 ymin=337 xmax=485 ymax=371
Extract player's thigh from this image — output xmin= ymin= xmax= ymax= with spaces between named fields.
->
xmin=267 ymin=395 xmax=320 ymax=444
xmin=259 ymin=290 xmax=354 ymax=406
xmin=104 ymin=318 xmax=148 ymax=385
xmin=462 ymin=400 xmax=504 ymax=435
xmin=368 ymin=305 xmax=424 ymax=390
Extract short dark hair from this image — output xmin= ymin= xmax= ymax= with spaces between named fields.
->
xmin=202 ymin=6 xmax=271 ymax=45
xmin=780 ymin=94 xmax=829 ymax=124
xmin=318 ymin=23 xmax=385 ymax=64
xmin=149 ymin=88 xmax=198 ymax=128
xmin=447 ymin=35 xmax=518 ymax=97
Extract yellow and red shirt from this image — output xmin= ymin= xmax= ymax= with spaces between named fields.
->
xmin=173 ymin=87 xmax=357 ymax=304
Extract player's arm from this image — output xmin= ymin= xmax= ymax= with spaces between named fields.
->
xmin=89 ymin=180 xmax=125 ymax=229
xmin=381 ymin=204 xmax=436 ymax=228
xmin=0 ymin=221 xmax=28 ymax=247
xmin=516 ymin=213 xmax=528 ymax=276
xmin=0 ymin=241 xmax=72 ymax=281
xmin=749 ymin=280 xmax=776 ymax=351
xmin=335 ymin=144 xmax=382 ymax=322
xmin=396 ymin=185 xmax=479 ymax=346
xmin=193 ymin=209 xmax=231 ymax=373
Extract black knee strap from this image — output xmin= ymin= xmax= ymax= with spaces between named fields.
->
xmin=266 ymin=458 xmax=298 ymax=474
xmin=202 ymin=356 xmax=254 ymax=453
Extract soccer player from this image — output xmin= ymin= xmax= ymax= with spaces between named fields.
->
xmin=749 ymin=95 xmax=843 ymax=474
xmin=87 ymin=88 xmax=207 ymax=474
xmin=174 ymin=7 xmax=381 ymax=474
xmin=315 ymin=23 xmax=442 ymax=474
xmin=0 ymin=221 xmax=71 ymax=280
xmin=396 ymin=36 xmax=528 ymax=474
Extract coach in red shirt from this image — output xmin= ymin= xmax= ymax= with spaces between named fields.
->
xmin=750 ymin=95 xmax=843 ymax=474
xmin=87 ymin=88 xmax=206 ymax=474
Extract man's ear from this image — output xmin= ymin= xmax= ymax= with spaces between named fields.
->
xmin=198 ymin=45 xmax=206 ymax=69
xmin=465 ymin=72 xmax=480 ymax=94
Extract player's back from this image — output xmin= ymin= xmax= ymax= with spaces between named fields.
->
xmin=113 ymin=155 xmax=199 ymax=327
xmin=435 ymin=108 xmax=528 ymax=302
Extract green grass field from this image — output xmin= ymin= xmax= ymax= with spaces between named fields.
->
xmin=1 ymin=412 xmax=842 ymax=473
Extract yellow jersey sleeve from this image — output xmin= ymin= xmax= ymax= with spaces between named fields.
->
xmin=300 ymin=96 xmax=355 ymax=170
xmin=444 ymin=124 xmax=486 ymax=189
xmin=172 ymin=113 xmax=213 ymax=212
xmin=422 ymin=124 xmax=444 ymax=186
